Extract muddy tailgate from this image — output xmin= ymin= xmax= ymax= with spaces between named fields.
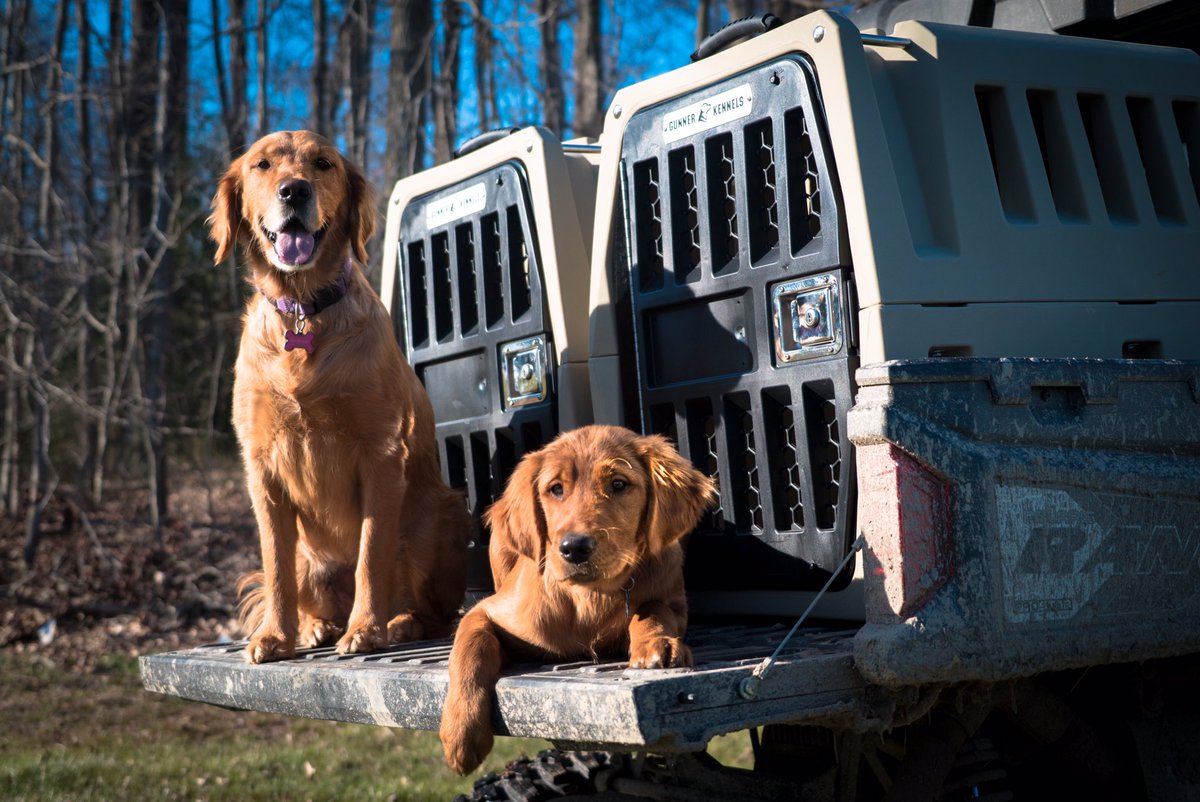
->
xmin=139 ymin=624 xmax=877 ymax=751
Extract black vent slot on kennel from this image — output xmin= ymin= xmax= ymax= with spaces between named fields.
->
xmin=396 ymin=162 xmax=556 ymax=592
xmin=616 ymin=56 xmax=856 ymax=592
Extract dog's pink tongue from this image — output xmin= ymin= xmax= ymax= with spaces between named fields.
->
xmin=275 ymin=230 xmax=315 ymax=265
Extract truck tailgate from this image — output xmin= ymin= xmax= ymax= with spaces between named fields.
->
xmin=140 ymin=624 xmax=874 ymax=751
xmin=851 ymin=358 xmax=1200 ymax=686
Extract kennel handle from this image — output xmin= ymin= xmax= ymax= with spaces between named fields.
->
xmin=691 ymin=13 xmax=783 ymax=62
xmin=453 ymin=128 xmax=522 ymax=159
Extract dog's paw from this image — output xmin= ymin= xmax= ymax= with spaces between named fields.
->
xmin=299 ymin=617 xmax=343 ymax=649
xmin=386 ymin=613 xmax=425 ymax=644
xmin=246 ymin=632 xmax=296 ymax=664
xmin=439 ymin=701 xmax=494 ymax=776
xmin=629 ymin=636 xmax=692 ymax=669
xmin=336 ymin=621 xmax=386 ymax=655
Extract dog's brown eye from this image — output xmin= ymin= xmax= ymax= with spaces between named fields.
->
xmin=255 ymin=159 xmax=270 ymax=170
xmin=548 ymin=483 xmax=564 ymax=499
xmin=315 ymin=158 xmax=333 ymax=170
xmin=611 ymin=479 xmax=628 ymax=493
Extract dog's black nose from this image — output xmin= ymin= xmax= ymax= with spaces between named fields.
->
xmin=277 ymin=179 xmax=312 ymax=206
xmin=559 ymin=534 xmax=595 ymax=565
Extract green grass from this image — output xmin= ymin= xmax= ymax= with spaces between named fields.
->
xmin=0 ymin=653 xmax=550 ymax=802
xmin=1 ymin=652 xmax=758 ymax=801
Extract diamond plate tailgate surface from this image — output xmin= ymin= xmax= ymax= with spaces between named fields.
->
xmin=139 ymin=624 xmax=868 ymax=750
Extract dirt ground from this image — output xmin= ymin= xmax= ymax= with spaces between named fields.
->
xmin=0 ymin=462 xmax=257 ymax=672
xmin=0 ymin=467 xmax=566 ymax=801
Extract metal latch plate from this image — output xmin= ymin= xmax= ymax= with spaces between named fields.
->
xmin=500 ymin=335 xmax=549 ymax=407
xmin=771 ymin=274 xmax=843 ymax=363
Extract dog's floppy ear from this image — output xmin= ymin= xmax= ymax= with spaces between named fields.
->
xmin=208 ymin=157 xmax=245 ymax=264
xmin=485 ymin=449 xmax=547 ymax=573
xmin=637 ymin=434 xmax=717 ymax=555
xmin=343 ymin=155 xmax=377 ymax=264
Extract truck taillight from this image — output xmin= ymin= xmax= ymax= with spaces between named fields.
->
xmin=857 ymin=443 xmax=954 ymax=621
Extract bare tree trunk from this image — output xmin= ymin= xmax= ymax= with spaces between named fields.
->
xmin=433 ymin=0 xmax=462 ymax=164
xmin=725 ymin=0 xmax=752 ymax=20
xmin=136 ymin=0 xmax=190 ymax=528
xmin=214 ymin=0 xmax=248 ymax=154
xmin=0 ymin=3 xmax=15 ymax=132
xmin=696 ymin=0 xmax=711 ymax=50
xmin=211 ymin=0 xmax=230 ymax=150
xmin=1 ymin=313 xmax=20 ymax=518
xmin=128 ymin=0 xmax=166 ymax=529
xmin=23 ymin=335 xmax=50 ymax=565
xmin=0 ymin=0 xmax=31 ymax=516
xmin=22 ymin=377 xmax=49 ymax=565
xmin=572 ymin=0 xmax=603 ymax=138
xmin=383 ymin=0 xmax=433 ymax=182
xmin=537 ymin=0 xmax=565 ymax=136
xmin=342 ymin=0 xmax=374 ymax=169
xmin=781 ymin=1 xmax=835 ymax=22
xmin=37 ymin=0 xmax=69 ymax=239
xmin=128 ymin=0 xmax=159 ymax=183
xmin=75 ymin=0 xmax=95 ymax=217
xmin=211 ymin=0 xmax=246 ymax=367
xmin=200 ymin=334 xmax=227 ymax=520
xmin=23 ymin=0 xmax=70 ymax=561
xmin=93 ymin=0 xmax=129 ymax=507
xmin=471 ymin=0 xmax=497 ymax=132
xmin=310 ymin=0 xmax=332 ymax=136
xmin=75 ymin=0 xmax=98 ymax=501
xmin=21 ymin=368 xmax=49 ymax=558
xmin=256 ymin=0 xmax=268 ymax=136
xmin=231 ymin=0 xmax=248 ymax=151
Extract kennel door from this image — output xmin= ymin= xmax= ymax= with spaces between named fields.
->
xmin=397 ymin=162 xmax=557 ymax=592
xmin=615 ymin=56 xmax=858 ymax=591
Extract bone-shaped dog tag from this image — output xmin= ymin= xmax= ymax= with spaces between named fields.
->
xmin=284 ymin=329 xmax=315 ymax=354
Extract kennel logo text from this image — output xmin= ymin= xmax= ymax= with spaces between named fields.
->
xmin=661 ymin=84 xmax=754 ymax=144
xmin=426 ymin=182 xmax=487 ymax=229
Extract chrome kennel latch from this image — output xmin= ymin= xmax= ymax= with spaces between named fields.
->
xmin=500 ymin=335 xmax=549 ymax=408
xmin=771 ymin=273 xmax=843 ymax=364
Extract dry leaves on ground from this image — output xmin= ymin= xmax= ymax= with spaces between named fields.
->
xmin=0 ymin=464 xmax=257 ymax=671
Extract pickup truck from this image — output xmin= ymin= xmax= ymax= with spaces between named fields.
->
xmin=141 ymin=4 xmax=1200 ymax=800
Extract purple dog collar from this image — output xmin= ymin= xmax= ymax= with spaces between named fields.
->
xmin=261 ymin=260 xmax=353 ymax=355
xmin=264 ymin=259 xmax=353 ymax=318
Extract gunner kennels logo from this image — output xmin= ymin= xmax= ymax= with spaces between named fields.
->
xmin=661 ymin=84 xmax=755 ymax=144
xmin=426 ymin=181 xmax=487 ymax=229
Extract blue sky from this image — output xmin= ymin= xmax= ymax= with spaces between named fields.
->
xmin=47 ymin=1 xmax=807 ymax=189
xmin=172 ymin=0 xmax=700 ymax=179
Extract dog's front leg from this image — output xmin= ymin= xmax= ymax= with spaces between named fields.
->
xmin=337 ymin=466 xmax=402 ymax=654
xmin=246 ymin=467 xmax=300 ymax=663
xmin=440 ymin=604 xmax=503 ymax=775
xmin=628 ymin=599 xmax=693 ymax=669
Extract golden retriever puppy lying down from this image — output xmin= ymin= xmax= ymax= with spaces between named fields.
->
xmin=439 ymin=425 xmax=716 ymax=774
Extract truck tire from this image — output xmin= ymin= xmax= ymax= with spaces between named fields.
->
xmin=456 ymin=739 xmax=1015 ymax=802
xmin=940 ymin=738 xmax=1013 ymax=802
xmin=454 ymin=750 xmax=621 ymax=802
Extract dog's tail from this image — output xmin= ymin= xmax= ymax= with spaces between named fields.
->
xmin=235 ymin=570 xmax=266 ymax=638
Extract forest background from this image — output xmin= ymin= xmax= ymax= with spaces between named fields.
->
xmin=0 ymin=0 xmax=858 ymax=558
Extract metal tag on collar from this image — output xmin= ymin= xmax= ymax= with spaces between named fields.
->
xmin=284 ymin=308 xmax=315 ymax=354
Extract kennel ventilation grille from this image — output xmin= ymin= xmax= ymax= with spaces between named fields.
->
xmin=395 ymin=162 xmax=555 ymax=590
xmin=614 ymin=56 xmax=857 ymax=591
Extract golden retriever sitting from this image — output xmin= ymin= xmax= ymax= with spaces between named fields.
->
xmin=439 ymin=425 xmax=716 ymax=774
xmin=208 ymin=130 xmax=468 ymax=663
